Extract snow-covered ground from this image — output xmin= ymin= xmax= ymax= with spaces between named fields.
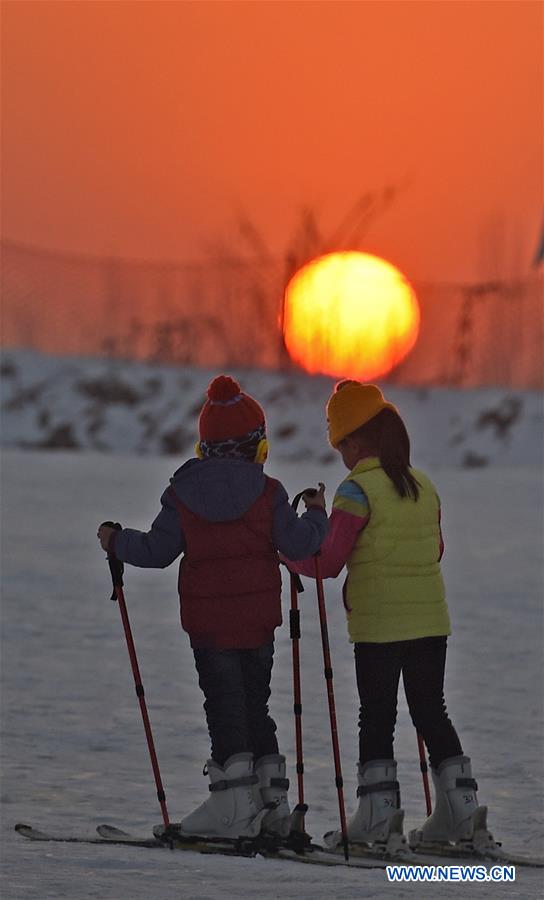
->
xmin=1 ymin=349 xmax=543 ymax=468
xmin=1 ymin=352 xmax=543 ymax=897
xmin=1 ymin=449 xmax=543 ymax=898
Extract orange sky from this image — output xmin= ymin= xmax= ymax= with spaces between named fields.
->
xmin=2 ymin=0 xmax=542 ymax=282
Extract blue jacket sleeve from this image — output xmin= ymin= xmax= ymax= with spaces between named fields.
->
xmin=111 ymin=486 xmax=185 ymax=568
xmin=271 ymin=482 xmax=329 ymax=559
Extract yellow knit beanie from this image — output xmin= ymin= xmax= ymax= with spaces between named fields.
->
xmin=326 ymin=380 xmax=398 ymax=448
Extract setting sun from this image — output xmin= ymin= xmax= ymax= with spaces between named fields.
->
xmin=282 ymin=251 xmax=420 ymax=381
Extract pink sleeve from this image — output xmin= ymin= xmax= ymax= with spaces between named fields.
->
xmin=284 ymin=507 xmax=369 ymax=579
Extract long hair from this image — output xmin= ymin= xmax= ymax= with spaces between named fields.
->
xmin=353 ymin=408 xmax=420 ymax=500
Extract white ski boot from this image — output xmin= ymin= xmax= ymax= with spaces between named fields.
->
xmin=324 ymin=759 xmax=408 ymax=856
xmin=409 ymin=755 xmax=494 ymax=851
xmin=255 ymin=754 xmax=291 ymax=838
xmin=158 ymin=752 xmax=266 ymax=840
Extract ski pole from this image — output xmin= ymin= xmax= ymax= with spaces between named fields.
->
xmin=289 ymin=494 xmax=309 ymax=834
xmin=291 ymin=488 xmax=349 ymax=859
xmin=101 ymin=522 xmax=170 ymax=829
xmin=288 ymin=570 xmax=309 ymax=834
xmin=417 ymin=732 xmax=432 ymax=817
xmin=290 ymin=572 xmax=305 ymax=804
xmin=313 ymin=552 xmax=350 ymax=861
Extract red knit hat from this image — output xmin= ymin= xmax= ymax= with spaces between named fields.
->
xmin=199 ymin=375 xmax=265 ymax=442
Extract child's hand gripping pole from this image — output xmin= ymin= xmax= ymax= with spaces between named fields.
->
xmin=100 ymin=521 xmax=170 ymax=829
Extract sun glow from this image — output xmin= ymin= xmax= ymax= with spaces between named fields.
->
xmin=282 ymin=251 xmax=420 ymax=381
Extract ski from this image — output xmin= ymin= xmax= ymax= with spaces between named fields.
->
xmin=14 ymin=823 xmax=160 ymax=848
xmin=98 ymin=824 xmax=390 ymax=868
xmin=96 ymin=824 xmax=544 ymax=869
xmin=15 ymin=822 xmax=543 ymax=870
xmin=15 ymin=822 xmax=387 ymax=868
xmin=15 ymin=824 xmax=255 ymax=858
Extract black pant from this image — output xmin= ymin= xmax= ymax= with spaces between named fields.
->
xmin=355 ymin=636 xmax=463 ymax=770
xmin=193 ymin=643 xmax=279 ymax=767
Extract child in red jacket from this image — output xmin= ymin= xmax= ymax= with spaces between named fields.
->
xmin=98 ymin=375 xmax=327 ymax=841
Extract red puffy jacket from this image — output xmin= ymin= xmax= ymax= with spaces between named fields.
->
xmin=169 ymin=476 xmax=282 ymax=649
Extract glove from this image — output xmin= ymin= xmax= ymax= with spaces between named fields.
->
xmin=97 ymin=520 xmax=122 ymax=553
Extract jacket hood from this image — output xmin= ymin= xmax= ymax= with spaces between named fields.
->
xmin=170 ymin=457 xmax=267 ymax=522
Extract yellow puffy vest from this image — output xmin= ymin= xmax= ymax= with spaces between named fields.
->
xmin=343 ymin=458 xmax=451 ymax=643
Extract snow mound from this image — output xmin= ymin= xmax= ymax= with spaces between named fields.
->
xmin=1 ymin=349 xmax=542 ymax=467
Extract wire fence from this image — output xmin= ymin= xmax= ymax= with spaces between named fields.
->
xmin=1 ymin=239 xmax=542 ymax=388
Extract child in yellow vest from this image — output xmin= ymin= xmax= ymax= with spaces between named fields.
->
xmin=285 ymin=380 xmax=493 ymax=852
